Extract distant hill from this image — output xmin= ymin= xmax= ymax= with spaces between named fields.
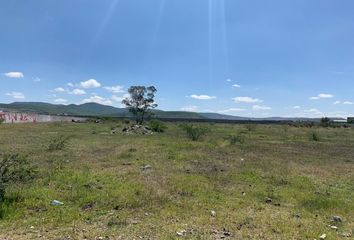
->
xmin=0 ymin=102 xmax=346 ymax=122
xmin=0 ymin=102 xmax=205 ymax=119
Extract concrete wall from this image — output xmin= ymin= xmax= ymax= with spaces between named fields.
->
xmin=0 ymin=112 xmax=87 ymax=123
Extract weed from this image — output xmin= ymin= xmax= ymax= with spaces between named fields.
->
xmin=227 ymin=134 xmax=245 ymax=145
xmin=310 ymin=132 xmax=320 ymax=141
xmin=0 ymin=153 xmax=35 ymax=202
xmin=148 ymin=120 xmax=167 ymax=133
xmin=47 ymin=135 xmax=70 ymax=151
xmin=180 ymin=124 xmax=209 ymax=141
xmin=245 ymin=124 xmax=257 ymax=132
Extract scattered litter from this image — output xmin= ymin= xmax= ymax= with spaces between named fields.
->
xmin=176 ymin=229 xmax=186 ymax=236
xmin=210 ymin=210 xmax=216 ymax=217
xmin=51 ymin=200 xmax=64 ymax=206
xmin=319 ymin=233 xmax=326 ymax=240
xmin=328 ymin=225 xmax=338 ymax=230
xmin=140 ymin=165 xmax=152 ymax=171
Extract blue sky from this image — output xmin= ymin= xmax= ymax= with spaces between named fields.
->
xmin=1 ymin=0 xmax=354 ymax=117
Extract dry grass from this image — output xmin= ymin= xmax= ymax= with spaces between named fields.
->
xmin=0 ymin=122 xmax=353 ymax=239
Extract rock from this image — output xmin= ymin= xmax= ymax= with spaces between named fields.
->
xmin=122 ymin=124 xmax=153 ymax=135
xmin=319 ymin=233 xmax=326 ymax=240
xmin=339 ymin=232 xmax=352 ymax=237
xmin=330 ymin=216 xmax=342 ymax=222
xmin=140 ymin=165 xmax=152 ymax=171
xmin=329 ymin=225 xmax=338 ymax=230
xmin=50 ymin=200 xmax=64 ymax=206
xmin=241 ymin=192 xmax=246 ymax=196
xmin=210 ymin=210 xmax=216 ymax=217
xmin=265 ymin=197 xmax=273 ymax=203
xmin=293 ymin=213 xmax=301 ymax=218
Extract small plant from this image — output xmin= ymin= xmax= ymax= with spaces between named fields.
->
xmin=310 ymin=132 xmax=320 ymax=141
xmin=47 ymin=135 xmax=70 ymax=151
xmin=148 ymin=120 xmax=167 ymax=133
xmin=0 ymin=153 xmax=35 ymax=202
xmin=227 ymin=134 xmax=245 ymax=145
xmin=180 ymin=124 xmax=209 ymax=141
xmin=320 ymin=117 xmax=331 ymax=127
xmin=245 ymin=124 xmax=257 ymax=132
xmin=0 ymin=119 xmax=4 ymax=124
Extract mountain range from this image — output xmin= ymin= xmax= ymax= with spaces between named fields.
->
xmin=0 ymin=102 xmax=341 ymax=121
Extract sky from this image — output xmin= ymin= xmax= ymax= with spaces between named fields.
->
xmin=1 ymin=0 xmax=354 ymax=118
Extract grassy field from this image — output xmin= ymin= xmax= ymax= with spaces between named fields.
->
xmin=0 ymin=121 xmax=353 ymax=239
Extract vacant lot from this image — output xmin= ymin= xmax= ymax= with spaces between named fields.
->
xmin=0 ymin=122 xmax=353 ymax=239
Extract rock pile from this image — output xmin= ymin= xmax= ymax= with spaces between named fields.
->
xmin=122 ymin=125 xmax=153 ymax=135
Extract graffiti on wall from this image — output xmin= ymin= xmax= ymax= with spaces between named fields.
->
xmin=0 ymin=112 xmax=37 ymax=123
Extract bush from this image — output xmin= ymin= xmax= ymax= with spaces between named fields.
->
xmin=0 ymin=119 xmax=4 ymax=124
xmin=148 ymin=120 xmax=167 ymax=133
xmin=180 ymin=124 xmax=209 ymax=141
xmin=310 ymin=132 xmax=320 ymax=141
xmin=245 ymin=124 xmax=257 ymax=132
xmin=48 ymin=135 xmax=70 ymax=151
xmin=320 ymin=117 xmax=331 ymax=127
xmin=0 ymin=153 xmax=35 ymax=201
xmin=227 ymin=134 xmax=245 ymax=145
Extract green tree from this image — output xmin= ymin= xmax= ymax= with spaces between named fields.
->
xmin=122 ymin=86 xmax=158 ymax=124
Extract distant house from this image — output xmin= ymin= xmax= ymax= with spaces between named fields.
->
xmin=348 ymin=117 xmax=354 ymax=123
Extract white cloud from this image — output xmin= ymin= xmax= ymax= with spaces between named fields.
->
xmin=226 ymin=79 xmax=232 ymax=82
xmin=80 ymin=79 xmax=101 ymax=89
xmin=303 ymin=108 xmax=324 ymax=117
xmin=33 ymin=77 xmax=41 ymax=82
xmin=53 ymin=87 xmax=66 ymax=93
xmin=293 ymin=106 xmax=301 ymax=109
xmin=190 ymin=94 xmax=216 ymax=100
xmin=67 ymin=82 xmax=75 ymax=87
xmin=233 ymin=97 xmax=262 ymax=103
xmin=54 ymin=98 xmax=68 ymax=104
xmin=70 ymin=89 xmax=86 ymax=95
xmin=82 ymin=95 xmax=112 ymax=105
xmin=253 ymin=105 xmax=271 ymax=111
xmin=343 ymin=101 xmax=354 ymax=105
xmin=181 ymin=105 xmax=198 ymax=112
xmin=112 ymin=93 xmax=130 ymax=102
xmin=6 ymin=91 xmax=25 ymax=100
xmin=310 ymin=93 xmax=334 ymax=100
xmin=232 ymin=84 xmax=241 ymax=88
xmin=218 ymin=108 xmax=246 ymax=113
xmin=104 ymin=85 xmax=124 ymax=93
xmin=333 ymin=101 xmax=341 ymax=105
xmin=4 ymin=72 xmax=24 ymax=78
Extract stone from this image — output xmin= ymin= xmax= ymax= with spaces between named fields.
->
xmin=329 ymin=225 xmax=338 ymax=230
xmin=265 ymin=197 xmax=273 ymax=203
xmin=176 ymin=230 xmax=186 ymax=236
xmin=140 ymin=165 xmax=152 ymax=171
xmin=330 ymin=216 xmax=342 ymax=222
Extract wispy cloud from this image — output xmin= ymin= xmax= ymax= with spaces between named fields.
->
xmin=253 ymin=105 xmax=271 ymax=111
xmin=52 ymin=87 xmax=66 ymax=93
xmin=181 ymin=105 xmax=198 ymax=112
xmin=333 ymin=101 xmax=341 ymax=105
xmin=190 ymin=94 xmax=216 ymax=100
xmin=226 ymin=79 xmax=232 ymax=82
xmin=70 ymin=89 xmax=86 ymax=95
xmin=104 ymin=85 xmax=124 ymax=93
xmin=343 ymin=101 xmax=354 ymax=105
xmin=309 ymin=93 xmax=334 ymax=100
xmin=6 ymin=91 xmax=25 ymax=99
xmin=33 ymin=77 xmax=41 ymax=82
xmin=80 ymin=79 xmax=101 ymax=89
xmin=112 ymin=94 xmax=130 ymax=102
xmin=232 ymin=84 xmax=241 ymax=88
xmin=293 ymin=106 xmax=301 ymax=109
xmin=233 ymin=97 xmax=262 ymax=103
xmin=4 ymin=72 xmax=24 ymax=78
xmin=82 ymin=95 xmax=112 ymax=105
xmin=218 ymin=108 xmax=245 ymax=113
xmin=54 ymin=98 xmax=68 ymax=104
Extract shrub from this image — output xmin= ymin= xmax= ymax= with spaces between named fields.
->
xmin=180 ymin=124 xmax=209 ymax=141
xmin=320 ymin=117 xmax=331 ymax=127
xmin=245 ymin=124 xmax=257 ymax=132
xmin=148 ymin=120 xmax=167 ymax=133
xmin=47 ymin=135 xmax=70 ymax=151
xmin=0 ymin=119 xmax=4 ymax=124
xmin=310 ymin=132 xmax=320 ymax=141
xmin=227 ymin=134 xmax=245 ymax=145
xmin=0 ymin=153 xmax=35 ymax=201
